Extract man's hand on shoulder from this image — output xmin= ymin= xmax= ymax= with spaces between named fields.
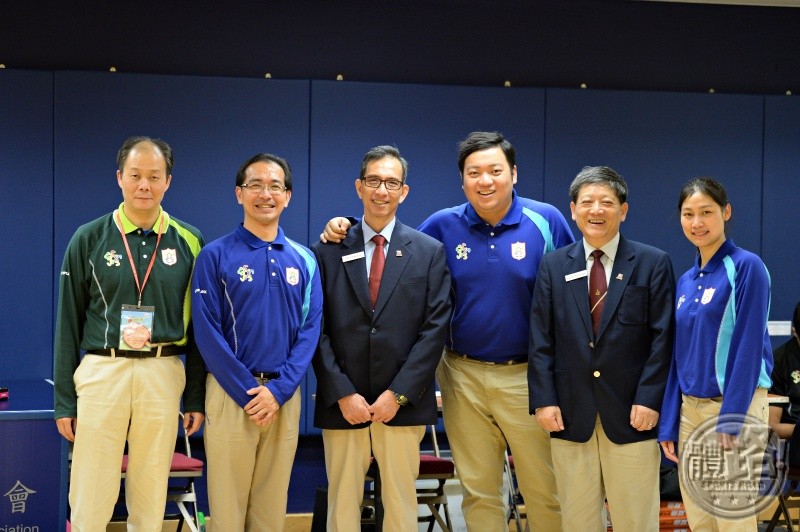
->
xmin=320 ymin=217 xmax=351 ymax=243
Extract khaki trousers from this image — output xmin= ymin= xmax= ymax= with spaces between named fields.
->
xmin=323 ymin=423 xmax=425 ymax=532
xmin=678 ymin=388 xmax=768 ymax=532
xmin=437 ymin=351 xmax=560 ymax=531
xmin=550 ymin=416 xmax=660 ymax=532
xmin=204 ymin=374 xmax=301 ymax=532
xmin=69 ymin=354 xmax=185 ymax=532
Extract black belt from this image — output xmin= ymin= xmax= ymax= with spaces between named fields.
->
xmin=252 ymin=371 xmax=279 ymax=380
xmin=446 ymin=349 xmax=527 ymax=366
xmin=88 ymin=345 xmax=182 ymax=357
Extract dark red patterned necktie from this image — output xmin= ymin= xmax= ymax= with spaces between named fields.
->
xmin=589 ymin=249 xmax=607 ymax=335
xmin=369 ymin=235 xmax=386 ymax=308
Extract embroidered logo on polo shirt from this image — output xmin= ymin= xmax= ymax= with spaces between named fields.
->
xmin=104 ymin=250 xmax=122 ymax=267
xmin=237 ymin=265 xmax=254 ymax=282
xmin=511 ymin=242 xmax=526 ymax=260
xmin=677 ymin=295 xmax=686 ymax=310
xmin=701 ymin=288 xmax=715 ymax=305
xmin=455 ymin=243 xmax=471 ymax=261
xmin=161 ymin=248 xmax=177 ymax=266
xmin=286 ymin=267 xmax=299 ymax=286
xmin=792 ymin=370 xmax=800 ymax=384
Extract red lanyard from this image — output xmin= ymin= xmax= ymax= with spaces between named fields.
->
xmin=116 ymin=211 xmax=165 ymax=306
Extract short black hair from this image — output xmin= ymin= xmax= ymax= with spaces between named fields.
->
xmin=235 ymin=153 xmax=293 ymax=191
xmin=457 ymin=131 xmax=515 ymax=174
xmin=359 ymin=145 xmax=408 ymax=182
xmin=793 ymin=300 xmax=800 ymax=333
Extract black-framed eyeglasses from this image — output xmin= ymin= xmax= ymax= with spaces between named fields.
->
xmin=361 ymin=177 xmax=404 ymax=191
xmin=239 ymin=182 xmax=286 ymax=194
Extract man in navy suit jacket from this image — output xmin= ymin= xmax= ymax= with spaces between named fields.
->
xmin=311 ymin=145 xmax=451 ymax=531
xmin=529 ymin=166 xmax=675 ymax=532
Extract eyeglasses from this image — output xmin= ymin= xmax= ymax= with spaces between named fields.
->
xmin=361 ymin=177 xmax=404 ymax=191
xmin=239 ymin=182 xmax=286 ymax=194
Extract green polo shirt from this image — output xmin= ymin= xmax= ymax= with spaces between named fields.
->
xmin=54 ymin=204 xmax=205 ymax=418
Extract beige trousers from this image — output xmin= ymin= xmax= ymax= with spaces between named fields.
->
xmin=678 ymin=388 xmax=769 ymax=532
xmin=322 ymin=423 xmax=425 ymax=532
xmin=204 ymin=374 xmax=301 ymax=532
xmin=550 ymin=416 xmax=660 ymax=532
xmin=69 ymin=354 xmax=185 ymax=532
xmin=437 ymin=351 xmax=560 ymax=531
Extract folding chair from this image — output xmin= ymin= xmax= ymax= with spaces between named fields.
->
xmin=505 ymin=452 xmax=527 ymax=532
xmin=417 ymin=425 xmax=456 ymax=531
xmin=765 ymin=456 xmax=798 ymax=531
xmin=118 ymin=412 xmax=204 ymax=532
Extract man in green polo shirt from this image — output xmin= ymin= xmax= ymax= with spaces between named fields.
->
xmin=54 ymin=136 xmax=205 ymax=531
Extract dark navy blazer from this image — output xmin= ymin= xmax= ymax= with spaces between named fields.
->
xmin=311 ymin=220 xmax=452 ymax=429
xmin=528 ymin=235 xmax=675 ymax=444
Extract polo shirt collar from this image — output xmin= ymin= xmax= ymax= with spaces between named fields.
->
xmin=114 ymin=203 xmax=170 ymax=234
xmin=693 ymin=239 xmax=736 ymax=275
xmin=464 ymin=190 xmax=522 ymax=228
xmin=236 ymin=223 xmax=287 ymax=249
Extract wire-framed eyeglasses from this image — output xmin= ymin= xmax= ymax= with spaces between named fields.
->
xmin=239 ymin=182 xmax=286 ymax=194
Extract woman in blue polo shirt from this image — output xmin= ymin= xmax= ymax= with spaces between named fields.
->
xmin=658 ymin=177 xmax=773 ymax=531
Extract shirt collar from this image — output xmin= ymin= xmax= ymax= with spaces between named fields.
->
xmin=362 ymin=217 xmax=396 ymax=246
xmin=114 ymin=203 xmax=169 ymax=235
xmin=583 ymin=232 xmax=621 ymax=262
xmin=464 ymin=190 xmax=521 ymax=228
xmin=236 ymin=223 xmax=287 ymax=249
xmin=694 ymin=239 xmax=736 ymax=274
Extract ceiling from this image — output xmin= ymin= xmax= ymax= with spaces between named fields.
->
xmin=1 ymin=0 xmax=797 ymax=95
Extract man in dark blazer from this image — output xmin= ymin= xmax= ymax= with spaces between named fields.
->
xmin=529 ymin=166 xmax=675 ymax=532
xmin=311 ymin=145 xmax=451 ymax=532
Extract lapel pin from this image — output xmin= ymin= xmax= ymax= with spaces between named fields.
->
xmin=396 ymin=250 xmax=403 ymax=257
xmin=616 ymin=273 xmax=623 ymax=280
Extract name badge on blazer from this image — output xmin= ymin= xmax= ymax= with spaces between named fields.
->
xmin=342 ymin=251 xmax=365 ymax=263
xmin=565 ymin=270 xmax=588 ymax=282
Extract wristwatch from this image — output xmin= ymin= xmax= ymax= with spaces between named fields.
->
xmin=393 ymin=392 xmax=409 ymax=406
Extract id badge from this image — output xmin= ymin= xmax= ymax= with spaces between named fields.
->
xmin=119 ymin=304 xmax=155 ymax=351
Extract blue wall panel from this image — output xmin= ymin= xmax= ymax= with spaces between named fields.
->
xmin=0 ymin=70 xmax=54 ymax=378
xmin=53 ymin=72 xmax=311 ymax=252
xmin=544 ymin=88 xmax=764 ymax=295
xmin=763 ymin=97 xmax=800 ymax=323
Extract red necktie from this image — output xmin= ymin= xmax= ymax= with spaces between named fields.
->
xmin=589 ymin=249 xmax=607 ymax=335
xmin=369 ymin=235 xmax=386 ymax=308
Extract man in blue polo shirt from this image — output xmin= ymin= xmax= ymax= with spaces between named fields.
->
xmin=322 ymin=131 xmax=574 ymax=530
xmin=191 ymin=153 xmax=323 ymax=531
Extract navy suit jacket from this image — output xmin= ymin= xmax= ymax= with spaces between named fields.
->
xmin=311 ymin=220 xmax=452 ymax=429
xmin=528 ymin=235 xmax=675 ymax=444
